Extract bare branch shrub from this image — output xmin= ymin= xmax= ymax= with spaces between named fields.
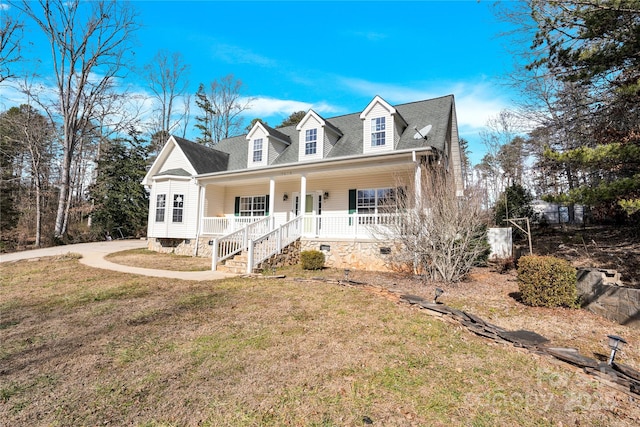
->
xmin=373 ymin=164 xmax=489 ymax=283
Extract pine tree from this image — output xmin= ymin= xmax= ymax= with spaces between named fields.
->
xmin=510 ymin=1 xmax=640 ymax=219
xmin=277 ymin=111 xmax=306 ymax=128
xmin=89 ymin=134 xmax=149 ymax=238
xmin=194 ymin=83 xmax=214 ymax=145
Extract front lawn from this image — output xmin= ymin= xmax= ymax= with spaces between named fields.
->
xmin=1 ymin=256 xmax=638 ymax=426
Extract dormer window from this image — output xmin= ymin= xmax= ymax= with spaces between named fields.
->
xmin=305 ymin=129 xmax=317 ymax=155
xmin=252 ymin=138 xmax=263 ymax=162
xmin=360 ymin=96 xmax=407 ymax=154
xmin=296 ymin=110 xmax=342 ymax=161
xmin=371 ymin=117 xmax=386 ymax=146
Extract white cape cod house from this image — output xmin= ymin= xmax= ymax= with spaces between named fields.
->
xmin=142 ymin=95 xmax=464 ymax=273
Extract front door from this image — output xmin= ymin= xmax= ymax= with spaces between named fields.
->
xmin=293 ymin=193 xmax=322 ymax=234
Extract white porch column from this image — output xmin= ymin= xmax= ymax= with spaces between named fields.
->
xmin=299 ymin=174 xmax=307 ymax=217
xmin=269 ymin=177 xmax=275 ymax=216
xmin=194 ymin=182 xmax=205 ymax=256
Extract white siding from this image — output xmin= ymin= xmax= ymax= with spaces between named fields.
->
xmin=298 ymin=116 xmax=324 ymax=162
xmin=161 ymin=145 xmax=196 ymax=174
xmin=247 ymin=128 xmax=268 ymax=168
xmin=362 ymin=102 xmax=394 ymax=155
xmin=269 ymin=139 xmax=288 ymax=164
xmin=147 ymin=178 xmax=199 ymax=238
xmin=148 ymin=181 xmax=170 ymax=238
xmin=203 ymin=184 xmax=225 ymax=217
xmin=448 ymin=102 xmax=464 ymax=196
xmin=324 ymin=127 xmax=341 ymax=157
xmin=394 ymin=117 xmax=404 ymax=149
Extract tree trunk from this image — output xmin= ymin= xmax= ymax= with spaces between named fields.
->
xmin=54 ymin=149 xmax=72 ymax=238
xmin=34 ymin=174 xmax=42 ymax=247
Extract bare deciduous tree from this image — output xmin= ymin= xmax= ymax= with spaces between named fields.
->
xmin=194 ymin=74 xmax=251 ymax=145
xmin=12 ymin=0 xmax=139 ymax=238
xmin=144 ymin=49 xmax=190 ymax=154
xmin=0 ymin=9 xmax=22 ymax=83
xmin=373 ymin=165 xmax=489 ymax=283
xmin=478 ymin=110 xmax=527 ymax=205
xmin=0 ymin=103 xmax=55 ymax=247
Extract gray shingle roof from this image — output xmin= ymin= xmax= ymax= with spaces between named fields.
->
xmin=188 ymin=95 xmax=455 ymax=173
xmin=261 ymin=122 xmax=291 ymax=144
xmin=172 ymin=136 xmax=229 ymax=174
xmin=156 ymin=168 xmax=191 ymax=177
xmin=395 ymin=96 xmax=454 ymax=151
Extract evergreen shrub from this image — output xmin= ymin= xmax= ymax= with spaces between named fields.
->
xmin=517 ymin=255 xmax=577 ymax=308
xmin=300 ymin=250 xmax=325 ymax=270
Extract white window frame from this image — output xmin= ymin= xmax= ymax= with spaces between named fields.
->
xmin=155 ymin=194 xmax=166 ymax=222
xmin=252 ymin=138 xmax=263 ymax=162
xmin=305 ymin=128 xmax=317 ymax=155
xmin=357 ymin=187 xmax=397 ymax=215
xmin=371 ymin=117 xmax=386 ymax=146
xmin=239 ymin=195 xmax=266 ymax=217
xmin=172 ymin=194 xmax=184 ymax=223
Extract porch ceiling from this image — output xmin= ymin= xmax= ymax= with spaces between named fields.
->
xmin=196 ymin=154 xmax=417 ymax=186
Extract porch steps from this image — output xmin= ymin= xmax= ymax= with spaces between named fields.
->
xmin=217 ymin=253 xmax=249 ymax=274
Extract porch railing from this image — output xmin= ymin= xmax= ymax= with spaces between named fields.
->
xmin=210 ymin=213 xmax=402 ymax=272
xmin=211 ymin=216 xmax=272 ymax=270
xmin=247 ymin=216 xmax=303 ymax=273
xmin=201 ymin=216 xmax=265 ymax=235
xmin=300 ymin=213 xmax=401 ymax=239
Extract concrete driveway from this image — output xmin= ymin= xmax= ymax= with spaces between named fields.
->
xmin=0 ymin=239 xmax=236 ymax=281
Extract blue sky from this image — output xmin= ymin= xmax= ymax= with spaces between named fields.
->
xmin=2 ymin=0 xmax=521 ymax=164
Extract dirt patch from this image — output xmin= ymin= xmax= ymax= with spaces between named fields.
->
xmin=330 ymin=267 xmax=640 ymax=364
xmin=530 ymin=225 xmax=640 ymax=287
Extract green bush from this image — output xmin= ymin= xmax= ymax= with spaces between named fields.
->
xmin=300 ymin=250 xmax=325 ymax=270
xmin=517 ymin=255 xmax=577 ymax=308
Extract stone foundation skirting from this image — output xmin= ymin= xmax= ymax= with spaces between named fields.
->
xmin=148 ymin=237 xmax=402 ymax=273
xmin=255 ymin=240 xmax=301 ymax=272
xmin=147 ymin=237 xmax=214 ymax=257
xmin=300 ymin=239 xmax=401 ymax=272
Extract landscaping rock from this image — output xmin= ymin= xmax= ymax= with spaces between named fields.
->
xmin=577 ymin=268 xmax=640 ymax=328
xmin=497 ymin=329 xmax=550 ymax=348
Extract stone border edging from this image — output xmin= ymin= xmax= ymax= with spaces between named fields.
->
xmin=398 ymin=291 xmax=640 ymax=398
xmin=285 ymin=275 xmax=640 ymax=398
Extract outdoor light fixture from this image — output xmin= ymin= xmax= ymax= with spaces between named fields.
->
xmin=324 ymin=191 xmax=330 ymax=200
xmin=283 ymin=193 xmax=288 ymax=201
xmin=607 ymin=334 xmax=627 ymax=365
xmin=434 ymin=287 xmax=444 ymax=303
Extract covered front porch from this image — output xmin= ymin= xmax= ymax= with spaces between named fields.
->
xmin=199 ymin=212 xmax=402 ymax=240
xmin=187 ymin=150 xmax=433 ymax=272
xmin=194 ymin=150 xmax=429 ymax=242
